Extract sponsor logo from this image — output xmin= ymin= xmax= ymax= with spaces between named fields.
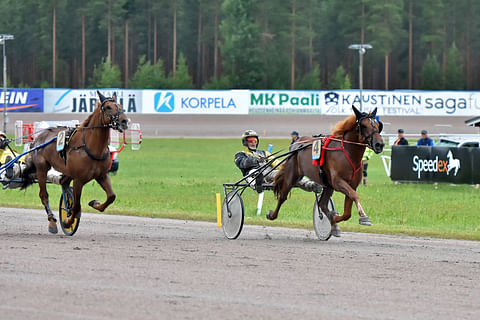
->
xmin=412 ymin=149 xmax=460 ymax=179
xmin=0 ymin=90 xmax=42 ymax=112
xmin=324 ymin=92 xmax=339 ymax=105
xmin=53 ymin=90 xmax=138 ymax=113
xmin=154 ymin=92 xmax=174 ymax=112
xmin=250 ymin=93 xmax=320 ymax=107
xmin=180 ymin=96 xmax=236 ymax=109
xmin=446 ymin=150 xmax=460 ymax=176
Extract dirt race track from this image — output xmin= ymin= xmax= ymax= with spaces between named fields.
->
xmin=7 ymin=113 xmax=479 ymax=138
xmin=1 ymin=207 xmax=479 ymax=320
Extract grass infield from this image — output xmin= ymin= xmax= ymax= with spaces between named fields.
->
xmin=1 ymin=138 xmax=479 ymax=240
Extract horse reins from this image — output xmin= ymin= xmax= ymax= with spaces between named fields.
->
xmin=290 ymin=115 xmax=381 ymax=183
xmin=70 ymin=98 xmax=124 ymax=161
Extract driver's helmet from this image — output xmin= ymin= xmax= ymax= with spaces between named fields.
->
xmin=0 ymin=131 xmax=6 ymax=139
xmin=241 ymin=130 xmax=259 ymax=148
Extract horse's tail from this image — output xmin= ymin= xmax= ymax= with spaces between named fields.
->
xmin=273 ymin=165 xmax=286 ymax=199
xmin=273 ymin=153 xmax=296 ymax=199
xmin=20 ymin=157 xmax=36 ymax=190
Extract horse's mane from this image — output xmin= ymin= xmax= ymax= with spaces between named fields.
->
xmin=331 ymin=114 xmax=357 ymax=136
xmin=80 ymin=113 xmax=93 ymax=127
xmin=80 ymin=102 xmax=101 ymax=127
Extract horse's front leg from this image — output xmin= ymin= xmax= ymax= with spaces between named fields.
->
xmin=36 ymin=168 xmax=58 ymax=234
xmin=332 ymin=179 xmax=372 ymax=226
xmin=64 ymin=179 xmax=84 ymax=228
xmin=88 ymin=174 xmax=116 ymax=212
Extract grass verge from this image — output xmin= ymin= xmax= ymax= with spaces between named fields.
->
xmin=1 ymin=138 xmax=479 ymax=240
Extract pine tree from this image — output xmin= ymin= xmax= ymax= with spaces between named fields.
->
xmin=421 ymin=54 xmax=443 ymax=90
xmin=130 ymin=56 xmax=168 ymax=89
xmin=220 ymin=0 xmax=264 ymax=88
xmin=444 ymin=43 xmax=465 ymax=90
xmin=167 ymin=53 xmax=194 ymax=89
xmin=328 ymin=66 xmax=351 ymax=90
xmin=89 ymin=56 xmax=122 ymax=88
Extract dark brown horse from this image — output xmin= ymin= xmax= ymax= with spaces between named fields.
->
xmin=267 ymin=106 xmax=384 ymax=236
xmin=22 ymin=91 xmax=129 ymax=234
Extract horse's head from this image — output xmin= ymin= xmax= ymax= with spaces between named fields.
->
xmin=97 ymin=91 xmax=130 ymax=132
xmin=352 ymin=105 xmax=385 ymax=154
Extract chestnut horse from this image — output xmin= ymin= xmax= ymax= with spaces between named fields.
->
xmin=267 ymin=106 xmax=384 ymax=236
xmin=22 ymin=91 xmax=129 ymax=234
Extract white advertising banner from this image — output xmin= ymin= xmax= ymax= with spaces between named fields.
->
xmin=142 ymin=90 xmax=249 ymax=114
xmin=249 ymin=90 xmax=480 ymax=116
xmin=44 ymin=89 xmax=142 ymax=113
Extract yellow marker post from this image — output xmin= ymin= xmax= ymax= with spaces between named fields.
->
xmin=216 ymin=193 xmax=222 ymax=227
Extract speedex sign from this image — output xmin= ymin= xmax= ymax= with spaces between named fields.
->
xmin=391 ymin=146 xmax=480 ymax=184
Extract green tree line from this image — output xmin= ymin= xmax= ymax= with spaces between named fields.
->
xmin=0 ymin=0 xmax=477 ymax=90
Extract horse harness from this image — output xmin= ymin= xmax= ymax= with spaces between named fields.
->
xmin=59 ymin=98 xmax=123 ymax=162
xmin=100 ymin=98 xmax=125 ymax=130
xmin=316 ymin=135 xmax=363 ymax=184
xmin=355 ymin=113 xmax=383 ymax=150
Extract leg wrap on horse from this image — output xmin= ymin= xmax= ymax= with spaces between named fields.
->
xmin=295 ymin=177 xmax=323 ymax=193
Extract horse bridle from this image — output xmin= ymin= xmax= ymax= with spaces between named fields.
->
xmin=69 ymin=97 xmax=125 ymax=161
xmin=100 ymin=98 xmax=125 ymax=130
xmin=356 ymin=114 xmax=383 ymax=150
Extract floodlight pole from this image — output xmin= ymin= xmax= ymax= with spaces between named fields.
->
xmin=1 ymin=34 xmax=14 ymax=133
xmin=348 ymin=43 xmax=372 ymax=112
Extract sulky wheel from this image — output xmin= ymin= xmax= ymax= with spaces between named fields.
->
xmin=59 ymin=186 xmax=80 ymax=236
xmin=222 ymin=190 xmax=244 ymax=240
xmin=313 ymin=196 xmax=335 ymax=241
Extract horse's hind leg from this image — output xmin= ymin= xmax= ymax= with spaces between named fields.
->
xmin=37 ymin=169 xmax=58 ymax=234
xmin=267 ymin=165 xmax=299 ymax=221
xmin=267 ymin=193 xmax=288 ymax=221
xmin=64 ymin=179 xmax=84 ymax=228
xmin=318 ymin=187 xmax=341 ymax=237
xmin=88 ymin=174 xmax=116 ymax=212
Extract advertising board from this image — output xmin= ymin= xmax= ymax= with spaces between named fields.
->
xmin=44 ymin=89 xmax=142 ymax=113
xmin=390 ymin=146 xmax=480 ymax=184
xmin=249 ymin=90 xmax=480 ymax=116
xmin=142 ymin=90 xmax=249 ymax=114
xmin=0 ymin=89 xmax=43 ymax=112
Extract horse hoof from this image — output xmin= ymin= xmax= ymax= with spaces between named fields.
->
xmin=48 ymin=223 xmax=58 ymax=234
xmin=62 ymin=219 xmax=71 ymax=229
xmin=88 ymin=200 xmax=100 ymax=208
xmin=327 ymin=210 xmax=339 ymax=222
xmin=331 ymin=224 xmax=341 ymax=237
xmin=266 ymin=210 xmax=275 ymax=221
xmin=359 ymin=215 xmax=372 ymax=226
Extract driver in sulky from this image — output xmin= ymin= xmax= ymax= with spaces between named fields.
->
xmin=234 ymin=130 xmax=321 ymax=193
xmin=0 ymin=131 xmax=27 ymax=185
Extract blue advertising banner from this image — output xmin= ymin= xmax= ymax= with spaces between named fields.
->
xmin=0 ymin=89 xmax=43 ymax=112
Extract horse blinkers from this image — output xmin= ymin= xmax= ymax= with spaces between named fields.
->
xmin=377 ymin=120 xmax=383 ymax=133
xmin=97 ymin=91 xmax=129 ymax=132
xmin=352 ymin=105 xmax=384 ymax=153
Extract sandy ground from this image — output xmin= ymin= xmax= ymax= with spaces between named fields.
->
xmin=7 ymin=113 xmax=479 ymax=138
xmin=1 ymin=207 xmax=479 ymax=320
